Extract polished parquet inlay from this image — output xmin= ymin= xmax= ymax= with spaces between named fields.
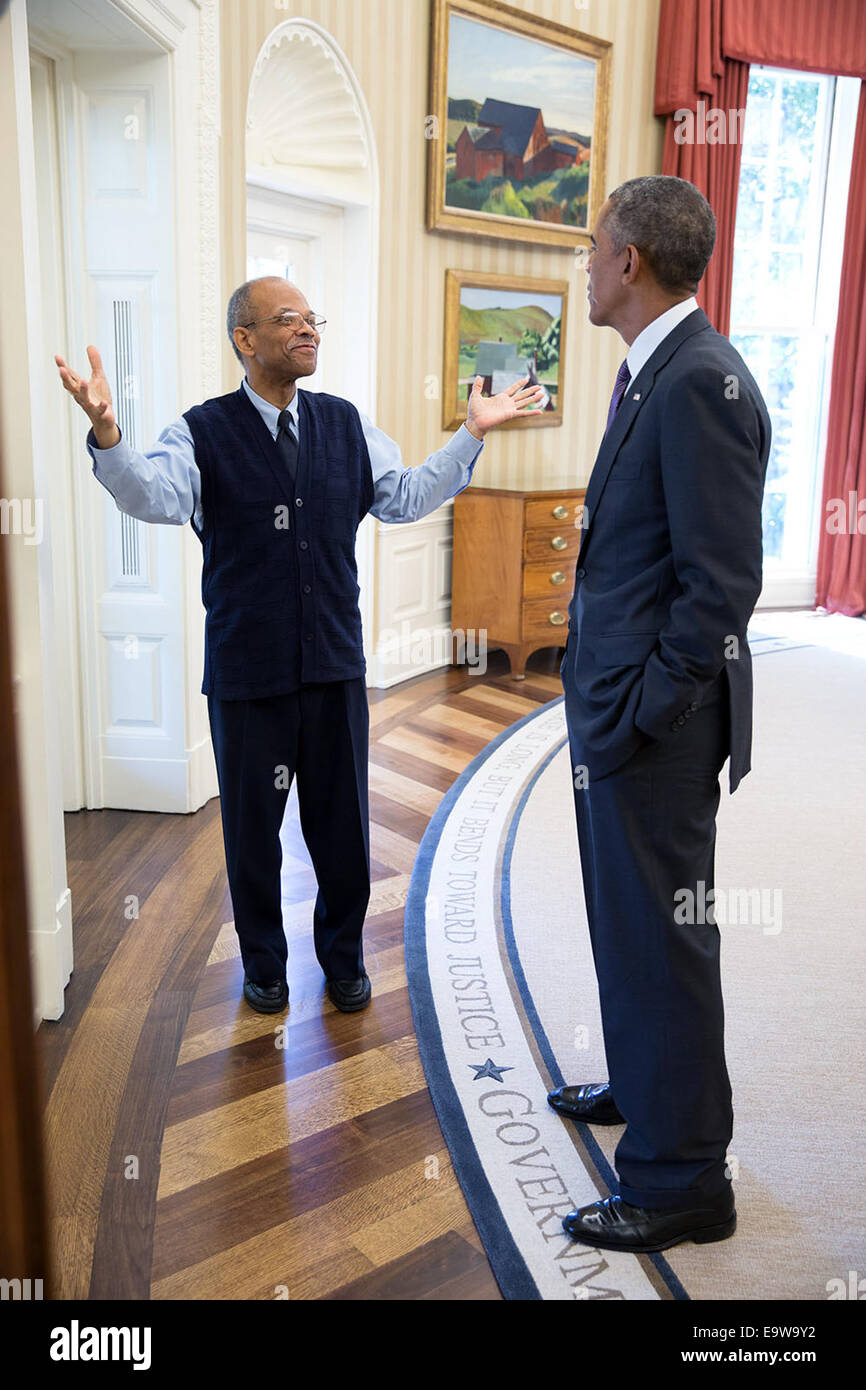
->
xmin=40 ymin=651 xmax=565 ymax=1300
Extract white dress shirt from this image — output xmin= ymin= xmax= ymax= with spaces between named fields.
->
xmin=86 ymin=376 xmax=484 ymax=531
xmin=625 ymin=296 xmax=699 ymax=383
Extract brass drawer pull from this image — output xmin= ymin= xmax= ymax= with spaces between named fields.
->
xmin=549 ymin=611 xmax=567 ymax=625
xmin=552 ymin=504 xmax=568 ymax=520
xmin=551 ymin=535 xmax=567 ymax=551
xmin=550 ymin=570 xmax=565 ymax=585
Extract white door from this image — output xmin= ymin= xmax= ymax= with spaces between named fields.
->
xmin=45 ymin=38 xmax=194 ymax=810
xmin=246 ymin=186 xmax=346 ymax=396
xmin=245 ymin=183 xmax=371 ymax=646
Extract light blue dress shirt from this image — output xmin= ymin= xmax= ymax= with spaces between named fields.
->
xmin=86 ymin=377 xmax=484 ymax=530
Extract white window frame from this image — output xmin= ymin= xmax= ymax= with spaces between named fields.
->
xmin=730 ymin=66 xmax=860 ymax=609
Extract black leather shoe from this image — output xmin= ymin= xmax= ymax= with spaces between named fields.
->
xmin=243 ymin=974 xmax=288 ymax=1014
xmin=327 ymin=973 xmax=372 ymax=1012
xmin=547 ymin=1082 xmax=624 ymax=1124
xmin=562 ymin=1191 xmax=736 ymax=1253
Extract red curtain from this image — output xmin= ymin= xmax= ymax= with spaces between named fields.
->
xmin=654 ymin=0 xmax=746 ymax=334
xmin=659 ymin=58 xmax=749 ymax=335
xmin=815 ymin=81 xmax=866 ymax=616
xmin=723 ymin=0 xmax=866 ymax=77
xmin=654 ymin=0 xmax=866 ymax=612
xmin=655 ymin=0 xmax=724 ymax=113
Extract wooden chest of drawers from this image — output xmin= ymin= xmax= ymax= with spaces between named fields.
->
xmin=451 ymin=482 xmax=587 ymax=677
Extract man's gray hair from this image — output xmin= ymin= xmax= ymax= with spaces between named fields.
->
xmin=602 ymin=175 xmax=716 ymax=294
xmin=226 ymin=280 xmax=261 ymax=363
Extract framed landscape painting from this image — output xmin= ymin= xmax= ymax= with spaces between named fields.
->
xmin=443 ymin=269 xmax=568 ymax=431
xmin=427 ymin=0 xmax=611 ymax=248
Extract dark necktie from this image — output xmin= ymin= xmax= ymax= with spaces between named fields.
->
xmin=276 ymin=409 xmax=299 ymax=490
xmin=605 ymin=359 xmax=631 ymax=434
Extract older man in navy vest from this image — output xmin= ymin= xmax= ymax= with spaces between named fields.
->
xmin=57 ymin=277 xmax=542 ymax=1015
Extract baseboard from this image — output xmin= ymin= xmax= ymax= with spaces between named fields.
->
xmin=187 ymin=730 xmax=218 ymax=811
xmin=31 ymin=887 xmax=73 ymax=1023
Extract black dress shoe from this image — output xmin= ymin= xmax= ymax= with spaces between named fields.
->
xmin=243 ymin=974 xmax=288 ymax=1014
xmin=547 ymin=1081 xmax=624 ymax=1124
xmin=562 ymin=1191 xmax=736 ymax=1253
xmin=327 ymin=973 xmax=371 ymax=1012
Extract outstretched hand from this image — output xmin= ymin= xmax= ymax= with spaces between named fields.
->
xmin=466 ymin=375 xmax=545 ymax=439
xmin=55 ymin=345 xmax=120 ymax=447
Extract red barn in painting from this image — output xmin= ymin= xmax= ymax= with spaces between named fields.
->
xmin=456 ymin=125 xmax=506 ymax=182
xmin=454 ymin=97 xmax=589 ymax=182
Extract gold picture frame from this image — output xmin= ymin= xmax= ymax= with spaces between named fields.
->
xmin=427 ymin=0 xmax=611 ymax=249
xmin=444 ymin=268 xmax=569 ymax=431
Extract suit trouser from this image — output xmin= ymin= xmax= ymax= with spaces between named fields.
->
xmin=566 ymin=674 xmax=733 ymax=1210
xmin=207 ymin=678 xmax=371 ymax=985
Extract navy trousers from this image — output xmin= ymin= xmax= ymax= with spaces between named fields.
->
xmin=207 ymin=679 xmax=371 ymax=986
xmin=565 ymin=672 xmax=734 ymax=1211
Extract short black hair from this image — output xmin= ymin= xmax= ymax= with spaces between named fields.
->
xmin=226 ymin=280 xmax=261 ymax=364
xmin=602 ymin=175 xmax=716 ymax=294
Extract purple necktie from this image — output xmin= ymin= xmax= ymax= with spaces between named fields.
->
xmin=605 ymin=359 xmax=631 ymax=434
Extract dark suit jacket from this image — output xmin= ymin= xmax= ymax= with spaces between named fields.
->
xmin=562 ymin=306 xmax=771 ymax=792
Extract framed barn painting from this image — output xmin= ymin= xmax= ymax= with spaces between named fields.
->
xmin=427 ymin=0 xmax=611 ymax=248
xmin=443 ymin=268 xmax=568 ymax=431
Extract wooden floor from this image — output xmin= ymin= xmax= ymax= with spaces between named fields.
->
xmin=39 ymin=649 xmax=565 ymax=1300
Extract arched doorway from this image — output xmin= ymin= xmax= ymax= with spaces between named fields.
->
xmin=245 ymin=18 xmax=380 ymax=649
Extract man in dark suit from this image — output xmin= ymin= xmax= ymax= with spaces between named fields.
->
xmin=552 ymin=175 xmax=770 ymax=1252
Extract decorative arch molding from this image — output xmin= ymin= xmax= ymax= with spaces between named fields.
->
xmin=246 ymin=19 xmax=376 ymax=205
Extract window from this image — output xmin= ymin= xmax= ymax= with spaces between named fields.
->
xmin=729 ymin=67 xmax=859 ymax=597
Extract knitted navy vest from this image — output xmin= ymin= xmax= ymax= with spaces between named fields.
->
xmin=184 ymin=384 xmax=374 ymax=699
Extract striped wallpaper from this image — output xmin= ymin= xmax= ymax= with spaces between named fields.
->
xmin=219 ymin=0 xmax=665 ymax=492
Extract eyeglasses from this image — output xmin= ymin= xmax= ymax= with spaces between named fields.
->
xmin=241 ymin=311 xmax=327 ymax=333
